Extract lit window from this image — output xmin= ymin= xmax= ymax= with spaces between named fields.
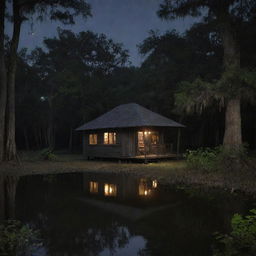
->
xmin=89 ymin=134 xmax=97 ymax=145
xmin=152 ymin=180 xmax=158 ymax=188
xmin=138 ymin=179 xmax=151 ymax=196
xmin=89 ymin=181 xmax=98 ymax=193
xmin=151 ymin=132 xmax=159 ymax=145
xmin=138 ymin=131 xmax=144 ymax=147
xmin=138 ymin=131 xmax=157 ymax=147
xmin=104 ymin=132 xmax=116 ymax=144
xmin=104 ymin=184 xmax=117 ymax=196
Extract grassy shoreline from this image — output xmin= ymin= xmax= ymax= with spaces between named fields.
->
xmin=1 ymin=153 xmax=256 ymax=195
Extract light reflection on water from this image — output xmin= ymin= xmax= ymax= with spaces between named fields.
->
xmin=99 ymin=234 xmax=147 ymax=256
xmin=88 ymin=176 xmax=157 ymax=198
xmin=33 ymin=231 xmax=146 ymax=256
xmin=15 ymin=172 xmax=253 ymax=256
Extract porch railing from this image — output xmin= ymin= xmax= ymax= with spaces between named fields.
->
xmin=137 ymin=143 xmax=175 ymax=156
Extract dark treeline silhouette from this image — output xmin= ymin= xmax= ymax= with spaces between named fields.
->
xmin=0 ymin=0 xmax=255 ymax=161
xmin=0 ymin=0 xmax=91 ymax=161
xmin=14 ymin=16 xmax=256 ymax=153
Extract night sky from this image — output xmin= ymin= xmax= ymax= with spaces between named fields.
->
xmin=15 ymin=0 xmax=195 ymax=66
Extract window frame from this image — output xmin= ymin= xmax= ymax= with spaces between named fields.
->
xmin=104 ymin=183 xmax=117 ymax=197
xmin=89 ymin=181 xmax=99 ymax=193
xmin=89 ymin=133 xmax=98 ymax=145
xmin=103 ymin=132 xmax=117 ymax=145
xmin=138 ymin=131 xmax=145 ymax=147
xmin=151 ymin=132 xmax=160 ymax=145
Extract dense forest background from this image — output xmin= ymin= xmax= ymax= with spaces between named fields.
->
xmin=14 ymin=18 xmax=256 ymax=153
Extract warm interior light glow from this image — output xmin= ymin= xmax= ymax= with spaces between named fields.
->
xmin=104 ymin=183 xmax=117 ymax=196
xmin=151 ymin=132 xmax=159 ymax=144
xmin=152 ymin=180 xmax=158 ymax=188
xmin=89 ymin=134 xmax=97 ymax=145
xmin=89 ymin=181 xmax=98 ymax=193
xmin=139 ymin=178 xmax=151 ymax=196
xmin=138 ymin=131 xmax=144 ymax=147
xmin=104 ymin=132 xmax=117 ymax=144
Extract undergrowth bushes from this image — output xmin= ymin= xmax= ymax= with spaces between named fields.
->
xmin=40 ymin=148 xmax=57 ymax=161
xmin=0 ymin=220 xmax=41 ymax=256
xmin=186 ymin=145 xmax=248 ymax=172
xmin=214 ymin=209 xmax=256 ymax=256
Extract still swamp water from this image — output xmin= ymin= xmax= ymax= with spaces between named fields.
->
xmin=12 ymin=172 xmax=255 ymax=256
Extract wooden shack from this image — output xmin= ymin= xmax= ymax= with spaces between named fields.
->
xmin=76 ymin=103 xmax=185 ymax=160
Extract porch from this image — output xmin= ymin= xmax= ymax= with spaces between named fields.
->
xmin=134 ymin=153 xmax=179 ymax=159
xmin=135 ymin=129 xmax=181 ymax=160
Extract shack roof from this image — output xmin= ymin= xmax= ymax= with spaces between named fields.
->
xmin=76 ymin=103 xmax=185 ymax=131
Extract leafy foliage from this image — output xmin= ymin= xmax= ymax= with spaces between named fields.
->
xmin=186 ymin=147 xmax=221 ymax=171
xmin=186 ymin=145 xmax=248 ymax=171
xmin=18 ymin=0 xmax=91 ymax=25
xmin=15 ymin=28 xmax=129 ymax=150
xmin=40 ymin=148 xmax=57 ymax=161
xmin=157 ymin=0 xmax=256 ymax=22
xmin=0 ymin=220 xmax=41 ymax=256
xmin=175 ymin=78 xmax=222 ymax=114
xmin=14 ymin=14 xmax=256 ymax=152
xmin=174 ymin=68 xmax=256 ymax=115
xmin=157 ymin=0 xmax=256 ymax=150
xmin=214 ymin=209 xmax=256 ymax=256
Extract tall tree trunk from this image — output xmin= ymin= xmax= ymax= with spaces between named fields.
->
xmin=39 ymin=127 xmax=43 ymax=148
xmin=223 ymin=99 xmax=242 ymax=148
xmin=48 ymin=96 xmax=55 ymax=149
xmin=0 ymin=0 xmax=7 ymax=162
xmin=5 ymin=1 xmax=22 ymax=161
xmin=220 ymin=12 xmax=242 ymax=150
xmin=34 ymin=128 xmax=40 ymax=149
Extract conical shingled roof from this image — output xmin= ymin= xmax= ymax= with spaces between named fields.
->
xmin=76 ymin=103 xmax=185 ymax=131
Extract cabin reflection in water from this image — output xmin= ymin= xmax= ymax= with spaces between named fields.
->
xmin=138 ymin=179 xmax=151 ymax=196
xmin=152 ymin=179 xmax=158 ymax=188
xmin=83 ymin=173 xmax=158 ymax=199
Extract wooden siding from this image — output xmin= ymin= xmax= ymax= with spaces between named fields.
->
xmin=83 ymin=127 xmax=179 ymax=159
xmin=121 ymin=129 xmax=136 ymax=157
xmin=83 ymin=130 xmax=128 ymax=158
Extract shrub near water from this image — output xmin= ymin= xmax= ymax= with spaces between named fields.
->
xmin=40 ymin=148 xmax=57 ymax=161
xmin=214 ymin=209 xmax=256 ymax=256
xmin=0 ymin=220 xmax=41 ymax=256
xmin=186 ymin=146 xmax=248 ymax=172
xmin=186 ymin=147 xmax=220 ymax=171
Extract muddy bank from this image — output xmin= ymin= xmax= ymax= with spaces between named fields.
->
xmin=1 ymin=158 xmax=256 ymax=195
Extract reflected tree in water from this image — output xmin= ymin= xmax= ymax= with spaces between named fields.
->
xmin=0 ymin=175 xmax=19 ymax=221
xmin=35 ymin=202 xmax=132 ymax=255
xmin=15 ymin=174 xmax=133 ymax=255
xmin=14 ymin=174 xmax=253 ymax=256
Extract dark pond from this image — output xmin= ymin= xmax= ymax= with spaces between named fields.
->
xmin=14 ymin=172 xmax=254 ymax=256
